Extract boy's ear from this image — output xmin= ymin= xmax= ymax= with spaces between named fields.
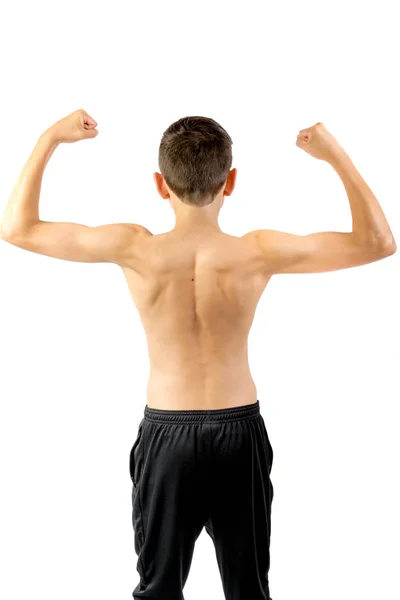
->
xmin=224 ymin=168 xmax=237 ymax=197
xmin=153 ymin=172 xmax=170 ymax=200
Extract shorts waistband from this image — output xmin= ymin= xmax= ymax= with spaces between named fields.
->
xmin=144 ymin=400 xmax=260 ymax=424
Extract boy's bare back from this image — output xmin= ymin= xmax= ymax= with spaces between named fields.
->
xmin=120 ymin=228 xmax=270 ymax=410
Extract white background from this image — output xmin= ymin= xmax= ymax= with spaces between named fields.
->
xmin=0 ymin=1 xmax=399 ymax=599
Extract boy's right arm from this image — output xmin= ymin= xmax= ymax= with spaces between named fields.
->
xmin=242 ymin=123 xmax=396 ymax=274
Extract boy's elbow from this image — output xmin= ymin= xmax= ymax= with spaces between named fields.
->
xmin=378 ymin=239 xmax=397 ymax=256
xmin=0 ymin=227 xmax=12 ymax=241
xmin=0 ymin=228 xmax=20 ymax=243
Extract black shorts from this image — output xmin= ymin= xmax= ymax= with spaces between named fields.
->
xmin=129 ymin=400 xmax=274 ymax=600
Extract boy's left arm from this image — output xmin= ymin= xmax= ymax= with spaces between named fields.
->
xmin=0 ymin=109 xmax=152 ymax=265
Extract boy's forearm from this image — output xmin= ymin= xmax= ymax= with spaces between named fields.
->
xmin=0 ymin=129 xmax=59 ymax=238
xmin=329 ymin=148 xmax=396 ymax=249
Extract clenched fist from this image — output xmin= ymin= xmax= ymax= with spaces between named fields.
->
xmin=48 ymin=109 xmax=99 ymax=144
xmin=296 ymin=122 xmax=344 ymax=162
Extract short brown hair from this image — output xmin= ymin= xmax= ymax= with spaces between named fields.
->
xmin=158 ymin=116 xmax=233 ymax=207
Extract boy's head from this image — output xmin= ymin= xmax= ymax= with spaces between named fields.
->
xmin=154 ymin=116 xmax=236 ymax=210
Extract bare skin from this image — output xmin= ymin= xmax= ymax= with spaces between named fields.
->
xmin=1 ymin=112 xmax=397 ymax=409
xmin=120 ymin=228 xmax=265 ymax=408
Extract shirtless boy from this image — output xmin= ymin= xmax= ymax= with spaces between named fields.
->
xmin=1 ymin=110 xmax=396 ymax=600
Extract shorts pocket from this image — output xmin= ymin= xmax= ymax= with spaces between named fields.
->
xmin=259 ymin=415 xmax=274 ymax=473
xmin=261 ymin=418 xmax=274 ymax=503
xmin=129 ymin=419 xmax=144 ymax=485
